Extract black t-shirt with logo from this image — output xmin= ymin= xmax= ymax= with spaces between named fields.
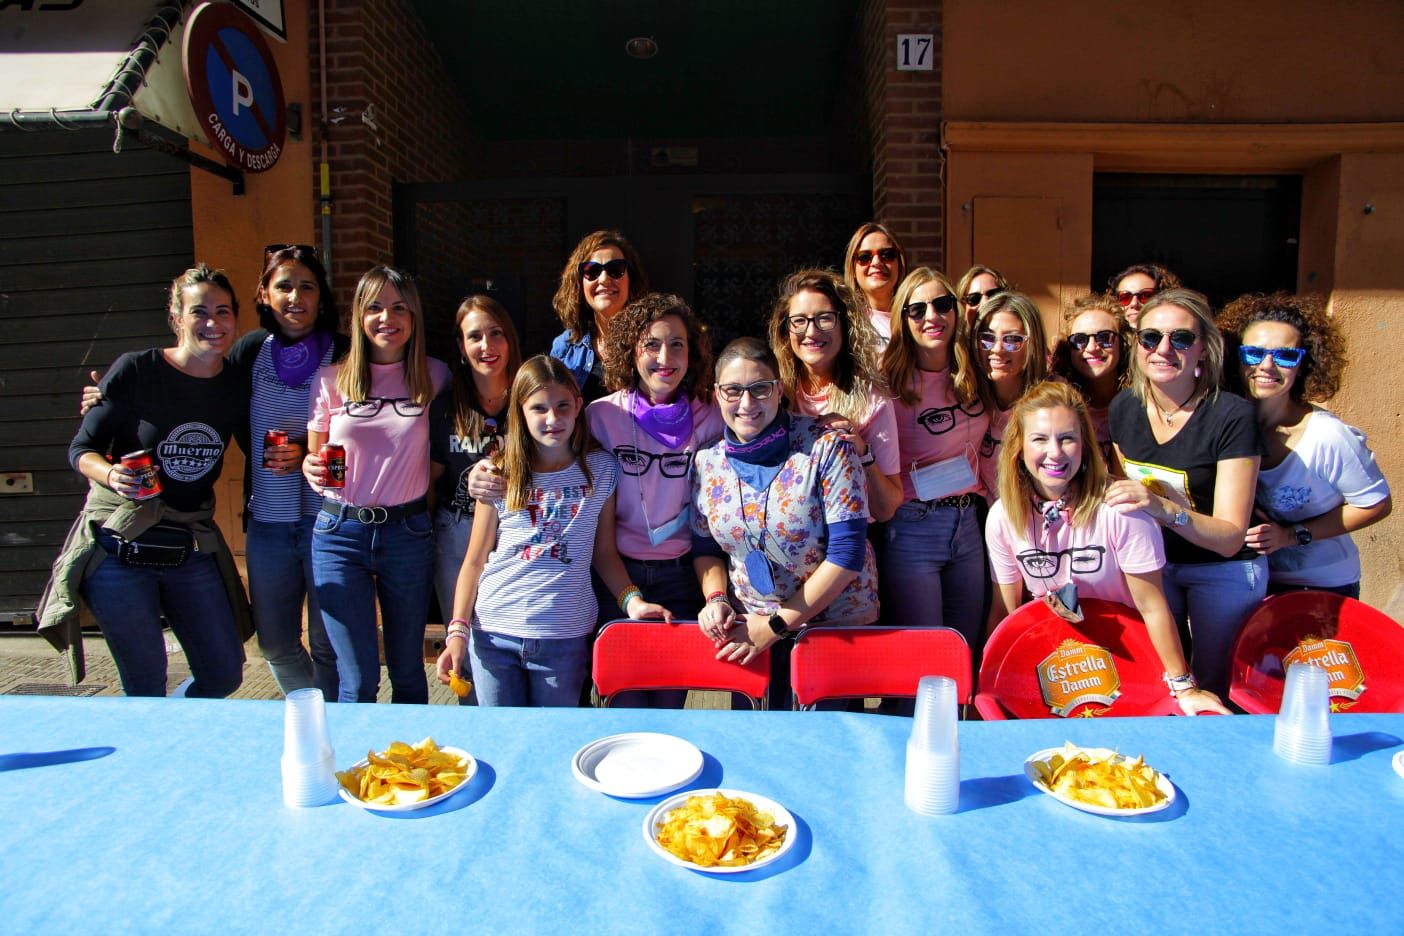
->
xmin=427 ymin=388 xmax=506 ymax=516
xmin=70 ymin=349 xmax=243 ymax=511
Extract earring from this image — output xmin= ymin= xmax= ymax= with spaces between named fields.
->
xmin=1194 ymin=364 xmax=1201 ymax=378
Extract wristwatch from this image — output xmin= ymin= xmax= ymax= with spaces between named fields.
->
xmin=1293 ymin=523 xmax=1313 ymax=546
xmin=1170 ymin=509 xmax=1190 ymax=528
xmin=768 ymin=612 xmax=794 ymax=639
xmin=1163 ymin=672 xmax=1198 ymax=696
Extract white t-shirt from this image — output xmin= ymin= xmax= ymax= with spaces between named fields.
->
xmin=1256 ymin=408 xmax=1390 ymax=587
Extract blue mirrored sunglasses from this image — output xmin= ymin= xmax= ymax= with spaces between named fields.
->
xmin=1239 ymin=345 xmax=1306 ymax=368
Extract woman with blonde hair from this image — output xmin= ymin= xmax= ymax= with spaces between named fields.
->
xmin=1051 ymin=292 xmax=1133 ymax=473
xmin=549 ymin=229 xmax=651 ymax=402
xmin=955 ymin=264 xmax=1010 ymax=328
xmin=971 ymin=291 xmax=1050 ymax=500
xmin=842 ymin=222 xmax=908 ymax=348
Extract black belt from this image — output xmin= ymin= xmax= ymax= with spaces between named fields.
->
xmin=914 ymin=493 xmax=975 ymax=510
xmin=622 ymin=553 xmax=692 ymax=568
xmin=322 ymin=496 xmax=428 ymax=524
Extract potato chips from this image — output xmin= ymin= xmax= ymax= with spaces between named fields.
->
xmin=1032 ymin=743 xmax=1167 ymax=810
xmin=336 ymin=737 xmax=469 ymax=806
xmin=448 ymin=671 xmax=472 ymax=699
xmin=654 ymin=793 xmax=788 ymax=868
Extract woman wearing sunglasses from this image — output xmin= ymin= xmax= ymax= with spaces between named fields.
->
xmin=954 ymin=264 xmax=1010 ymax=328
xmin=1108 ymin=262 xmax=1181 ymax=329
xmin=972 ymin=292 xmax=1050 ymax=501
xmin=770 ymin=269 xmax=903 ymax=524
xmin=1105 ymin=288 xmax=1263 ymax=697
xmin=842 ymin=222 xmax=908 ymax=349
xmin=1051 ymin=293 xmax=1133 ymax=475
xmin=549 ymin=230 xmax=651 ymax=403
xmin=879 ymin=268 xmax=989 ymax=648
xmin=1218 ymin=293 xmax=1390 ymax=599
xmin=303 ymin=266 xmax=449 ymax=703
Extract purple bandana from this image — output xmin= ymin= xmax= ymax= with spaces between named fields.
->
xmin=631 ymin=391 xmax=693 ymax=450
xmin=270 ymin=330 xmax=331 ymax=388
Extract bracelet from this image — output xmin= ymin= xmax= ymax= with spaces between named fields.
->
xmin=617 ymin=586 xmax=642 ymax=613
xmin=1163 ymin=672 xmax=1197 ymax=696
xmin=448 ymin=618 xmax=470 ymax=629
xmin=706 ymin=591 xmax=730 ymax=606
xmin=106 ymin=465 xmax=118 ymax=488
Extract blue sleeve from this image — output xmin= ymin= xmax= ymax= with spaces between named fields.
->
xmin=691 ymin=531 xmax=726 ymax=559
xmin=826 ymin=517 xmax=868 ymax=572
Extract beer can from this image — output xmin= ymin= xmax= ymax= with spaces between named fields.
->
xmin=320 ymin=443 xmax=347 ymax=488
xmin=483 ymin=418 xmax=500 ymax=457
xmin=120 ymin=449 xmax=163 ymax=500
xmin=263 ymin=429 xmax=289 ymax=468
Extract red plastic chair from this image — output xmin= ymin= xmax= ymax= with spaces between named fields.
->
xmin=592 ymin=619 xmax=771 ymax=709
xmin=974 ymin=597 xmax=1179 ymax=719
xmin=1229 ymin=591 xmax=1404 ymax=714
xmin=789 ymin=626 xmax=972 ymax=711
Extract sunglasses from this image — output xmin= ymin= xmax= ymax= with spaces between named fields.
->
xmin=855 ymin=247 xmax=899 ymax=265
xmin=787 ymin=312 xmax=839 ymax=334
xmin=716 ymin=379 xmax=780 ymax=402
xmin=1137 ymin=328 xmax=1198 ymax=352
xmin=1067 ymin=330 xmax=1118 ymax=352
xmin=264 ymin=243 xmax=318 ymax=259
xmin=579 ymin=258 xmax=629 ymax=281
xmin=1117 ymin=288 xmax=1157 ymax=308
xmin=1239 ymin=345 xmax=1306 ymax=368
xmin=903 ymin=296 xmax=957 ymax=319
xmin=978 ymin=332 xmax=1027 ymax=353
xmin=963 ymin=287 xmax=1004 ymax=308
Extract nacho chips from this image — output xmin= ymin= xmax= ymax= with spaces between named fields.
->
xmin=654 ymin=793 xmax=788 ymax=868
xmin=1032 ymin=743 xmax=1166 ymax=810
xmin=336 ymin=737 xmax=469 ymax=806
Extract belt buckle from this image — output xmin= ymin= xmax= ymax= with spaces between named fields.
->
xmin=356 ymin=505 xmax=389 ymax=524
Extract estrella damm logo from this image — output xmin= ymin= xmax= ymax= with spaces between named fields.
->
xmin=1038 ymin=639 xmax=1122 ymax=717
xmin=1285 ymin=637 xmax=1366 ymax=709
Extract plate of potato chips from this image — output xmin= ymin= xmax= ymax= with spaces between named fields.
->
xmin=1024 ymin=743 xmax=1174 ymax=816
xmin=336 ymin=737 xmax=476 ymax=812
xmin=644 ymin=789 xmax=794 ymax=874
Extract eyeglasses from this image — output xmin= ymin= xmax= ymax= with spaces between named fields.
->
xmin=716 ymin=380 xmax=780 ymax=402
xmin=1016 ymin=545 xmax=1106 ymax=579
xmin=963 ymin=287 xmax=1004 ymax=308
xmin=345 ymin=397 xmax=425 ymax=418
xmin=579 ymin=259 xmax=629 ymax=281
xmin=613 ymin=445 xmax=693 ymax=478
xmin=1239 ymin=345 xmax=1306 ymax=368
xmin=1117 ymin=288 xmax=1157 ymax=308
xmin=916 ymin=399 xmax=986 ymax=436
xmin=264 ymin=243 xmax=318 ymax=260
xmin=903 ymin=296 xmax=957 ymax=319
xmin=978 ymin=332 xmax=1027 ymax=353
xmin=1067 ymin=330 xmax=1118 ymax=352
xmin=854 ymin=247 xmax=899 ymax=265
xmin=1137 ymin=328 xmax=1198 ymax=352
xmin=786 ymin=312 xmax=839 ymax=334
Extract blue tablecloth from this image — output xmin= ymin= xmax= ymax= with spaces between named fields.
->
xmin=2 ymin=698 xmax=1401 ymax=933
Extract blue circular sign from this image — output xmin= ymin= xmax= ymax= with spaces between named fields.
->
xmin=184 ymin=3 xmax=286 ymax=172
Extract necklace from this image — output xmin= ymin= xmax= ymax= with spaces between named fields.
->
xmin=1150 ymin=386 xmax=1197 ymax=426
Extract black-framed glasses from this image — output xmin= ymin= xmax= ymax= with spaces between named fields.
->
xmin=1239 ymin=345 xmax=1306 ymax=368
xmin=1068 ymin=330 xmax=1118 ymax=352
xmin=579 ymin=259 xmax=629 ymax=281
xmin=345 ymin=397 xmax=425 ymax=418
xmin=854 ymin=247 xmax=899 ymax=265
xmin=716 ymin=380 xmax=780 ymax=402
xmin=613 ymin=445 xmax=692 ymax=478
xmin=1016 ymin=545 xmax=1106 ymax=579
xmin=786 ymin=312 xmax=839 ymax=334
xmin=916 ymin=399 xmax=985 ymax=436
xmin=963 ymin=287 xmax=1004 ymax=308
xmin=264 ymin=243 xmax=318 ymax=259
xmin=978 ymin=331 xmax=1027 ymax=353
xmin=1117 ymin=288 xmax=1157 ymax=308
xmin=1137 ymin=328 xmax=1198 ymax=352
xmin=904 ymin=296 xmax=958 ymax=319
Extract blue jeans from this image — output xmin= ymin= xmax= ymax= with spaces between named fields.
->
xmin=312 ymin=507 xmax=434 ymax=703
xmin=82 ymin=533 xmax=244 ymax=698
xmin=883 ymin=500 xmax=986 ymax=652
xmin=469 ymin=628 xmax=591 ymax=707
xmin=1269 ymin=580 xmax=1360 ymax=600
xmin=594 ymin=555 xmax=701 ymax=709
xmin=433 ymin=508 xmax=478 ymax=705
xmin=1163 ymin=555 xmax=1268 ymax=697
xmin=247 ymin=517 xmax=338 ymax=700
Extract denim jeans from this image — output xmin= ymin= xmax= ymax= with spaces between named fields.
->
xmin=1163 ymin=555 xmax=1268 ymax=697
xmin=1269 ymin=580 xmax=1360 ymax=600
xmin=82 ymin=533 xmax=244 ymax=698
xmin=247 ymin=517 xmax=338 ymax=700
xmin=433 ymin=508 xmax=478 ymax=705
xmin=883 ymin=500 xmax=986 ymax=653
xmin=312 ymin=507 xmax=434 ymax=703
xmin=593 ymin=555 xmax=702 ymax=709
xmin=469 ymin=628 xmax=591 ymax=707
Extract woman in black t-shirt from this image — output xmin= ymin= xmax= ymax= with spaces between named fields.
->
xmin=1106 ymin=288 xmax=1265 ymax=697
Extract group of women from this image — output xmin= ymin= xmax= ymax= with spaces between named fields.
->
xmin=49 ymin=224 xmax=1391 ymax=715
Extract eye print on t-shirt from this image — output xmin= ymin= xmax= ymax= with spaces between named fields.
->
xmin=612 ymin=445 xmax=693 ymax=478
xmin=916 ymin=399 xmax=984 ymax=437
xmin=520 ymin=482 xmax=593 ymax=563
xmin=1119 ymin=457 xmax=1193 ymax=510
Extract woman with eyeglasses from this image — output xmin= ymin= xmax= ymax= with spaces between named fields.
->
xmin=879 ymin=268 xmax=989 ymax=648
xmin=770 ymin=269 xmax=903 ymax=523
xmin=1108 ymin=262 xmax=1181 ymax=329
xmin=972 ymin=292 xmax=1050 ymax=501
xmin=1051 ymin=293 xmax=1132 ymax=475
xmin=1218 ymin=293 xmax=1390 ymax=599
xmin=985 ymin=381 xmax=1230 ymax=715
xmin=1105 ymin=288 xmax=1264 ymax=697
xmin=302 ymin=266 xmax=449 ymax=703
xmin=954 ymin=264 xmax=1010 ymax=328
xmin=693 ymin=337 xmax=879 ymax=708
xmin=549 ymin=230 xmax=651 ymax=403
xmin=842 ymin=222 xmax=908 ymax=349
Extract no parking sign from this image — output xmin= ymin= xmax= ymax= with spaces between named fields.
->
xmin=183 ymin=2 xmax=286 ymax=172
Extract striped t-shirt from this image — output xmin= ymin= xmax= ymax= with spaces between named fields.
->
xmin=474 ymin=449 xmax=617 ymax=639
xmin=248 ymin=335 xmax=334 ymax=522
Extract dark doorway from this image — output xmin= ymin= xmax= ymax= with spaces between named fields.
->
xmin=1092 ymin=173 xmax=1301 ymax=309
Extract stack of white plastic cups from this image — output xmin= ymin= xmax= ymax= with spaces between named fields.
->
xmin=1273 ymin=663 xmax=1333 ymax=766
xmin=905 ymin=675 xmax=960 ymax=815
xmin=282 ymin=688 xmax=339 ymax=807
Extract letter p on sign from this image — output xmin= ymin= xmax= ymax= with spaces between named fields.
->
xmin=231 ymin=68 xmax=254 ymax=116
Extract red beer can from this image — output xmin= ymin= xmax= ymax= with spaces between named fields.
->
xmin=120 ymin=449 xmax=163 ymax=500
xmin=320 ymin=443 xmax=347 ymax=488
xmin=263 ymin=429 xmax=289 ymax=468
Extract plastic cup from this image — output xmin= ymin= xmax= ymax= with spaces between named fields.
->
xmin=910 ymin=675 xmax=959 ymax=753
xmin=1273 ymin=663 xmax=1332 ymax=766
xmin=906 ymin=675 xmax=960 ymax=815
xmin=282 ymin=688 xmax=338 ymax=807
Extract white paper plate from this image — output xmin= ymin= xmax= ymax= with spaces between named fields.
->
xmin=1392 ymin=750 xmax=1404 ymax=781
xmin=338 ymin=745 xmax=477 ymax=812
xmin=643 ymin=788 xmax=796 ymax=874
xmin=1024 ymin=746 xmax=1175 ymax=817
xmin=571 ymin=732 xmax=704 ymax=798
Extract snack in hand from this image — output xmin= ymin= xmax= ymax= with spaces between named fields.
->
xmin=449 ymin=670 xmax=472 ymax=698
xmin=1032 ymin=743 xmax=1167 ymax=810
xmin=336 ymin=737 xmax=469 ymax=806
xmin=654 ymin=793 xmax=788 ymax=868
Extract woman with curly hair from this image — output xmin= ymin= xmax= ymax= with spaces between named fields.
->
xmin=971 ymin=291 xmax=1050 ymax=501
xmin=842 ymin=222 xmax=908 ymax=349
xmin=1051 ymin=293 xmax=1133 ymax=474
xmin=1109 ymin=262 xmax=1181 ymax=328
xmin=1219 ymin=292 xmax=1391 ymax=598
xmin=548 ymin=230 xmax=651 ymax=403
xmin=955 ymin=264 xmax=1010 ymax=328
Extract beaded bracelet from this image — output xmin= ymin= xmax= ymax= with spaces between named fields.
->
xmin=448 ymin=618 xmax=470 ymax=629
xmin=617 ymin=586 xmax=642 ymax=613
xmin=706 ymin=591 xmax=731 ymax=606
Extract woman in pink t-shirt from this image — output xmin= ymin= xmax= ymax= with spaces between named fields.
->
xmin=984 ymin=380 xmax=1228 ymax=715
xmin=972 ymin=291 xmax=1050 ymax=501
xmin=841 ymin=222 xmax=907 ymax=350
xmin=303 ymin=266 xmax=449 ymax=703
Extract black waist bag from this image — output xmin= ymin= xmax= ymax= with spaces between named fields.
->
xmin=117 ymin=522 xmax=194 ymax=567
